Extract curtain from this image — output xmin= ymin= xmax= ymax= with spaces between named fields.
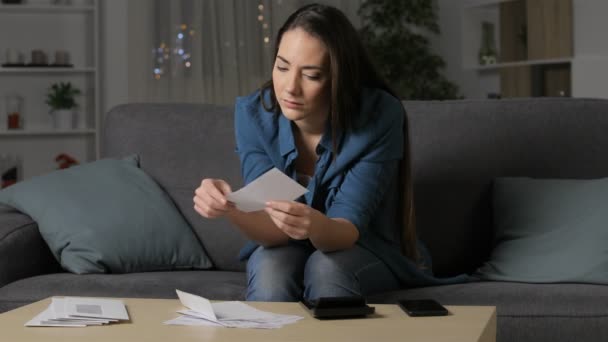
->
xmin=127 ymin=0 xmax=361 ymax=105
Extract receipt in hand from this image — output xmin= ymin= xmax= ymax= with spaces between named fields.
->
xmin=226 ymin=168 xmax=308 ymax=212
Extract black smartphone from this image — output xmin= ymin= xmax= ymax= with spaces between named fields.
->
xmin=302 ymin=296 xmax=375 ymax=319
xmin=398 ymin=299 xmax=448 ymax=317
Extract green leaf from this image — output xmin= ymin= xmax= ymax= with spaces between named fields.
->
xmin=45 ymin=82 xmax=82 ymax=111
xmin=359 ymin=0 xmax=459 ymax=100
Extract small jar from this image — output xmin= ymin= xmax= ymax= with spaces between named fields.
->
xmin=5 ymin=94 xmax=24 ymax=130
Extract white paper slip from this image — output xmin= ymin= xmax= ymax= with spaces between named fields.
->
xmin=226 ymin=168 xmax=309 ymax=212
xmin=164 ymin=315 xmax=223 ymax=327
xmin=176 ymin=289 xmax=217 ymax=322
xmin=165 ymin=289 xmax=303 ymax=329
xmin=25 ymin=307 xmax=87 ymax=327
xmin=26 ymin=297 xmax=130 ymax=327
xmin=64 ymin=297 xmax=129 ymax=321
xmin=50 ymin=298 xmax=112 ymax=323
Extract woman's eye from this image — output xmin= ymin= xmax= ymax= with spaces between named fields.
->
xmin=305 ymin=74 xmax=321 ymax=80
xmin=276 ymin=66 xmax=288 ymax=72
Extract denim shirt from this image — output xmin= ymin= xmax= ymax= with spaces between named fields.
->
xmin=234 ymin=88 xmax=469 ymax=287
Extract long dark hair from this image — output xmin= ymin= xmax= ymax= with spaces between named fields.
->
xmin=260 ymin=3 xmax=420 ymax=264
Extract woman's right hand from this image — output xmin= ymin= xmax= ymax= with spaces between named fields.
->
xmin=193 ymin=178 xmax=235 ymax=218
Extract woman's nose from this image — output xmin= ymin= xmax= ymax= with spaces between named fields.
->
xmin=285 ymin=71 xmax=301 ymax=95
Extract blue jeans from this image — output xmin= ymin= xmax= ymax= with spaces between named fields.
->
xmin=246 ymin=242 xmax=401 ymax=301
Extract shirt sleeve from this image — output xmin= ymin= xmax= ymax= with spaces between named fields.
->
xmin=325 ymin=94 xmax=404 ymax=233
xmin=234 ymin=98 xmax=274 ymax=185
xmin=325 ymin=160 xmax=399 ymax=234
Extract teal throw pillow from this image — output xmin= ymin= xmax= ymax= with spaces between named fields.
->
xmin=0 ymin=155 xmax=212 ymax=274
xmin=475 ymin=177 xmax=608 ymax=284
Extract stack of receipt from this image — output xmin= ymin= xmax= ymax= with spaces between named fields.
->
xmin=164 ymin=290 xmax=303 ymax=329
xmin=25 ymin=297 xmax=130 ymax=327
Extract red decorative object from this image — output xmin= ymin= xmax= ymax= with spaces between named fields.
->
xmin=1 ymin=167 xmax=17 ymax=188
xmin=7 ymin=112 xmax=21 ymax=129
xmin=55 ymin=153 xmax=79 ymax=169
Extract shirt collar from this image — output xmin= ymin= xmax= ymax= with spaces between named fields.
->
xmin=278 ymin=113 xmax=337 ymax=156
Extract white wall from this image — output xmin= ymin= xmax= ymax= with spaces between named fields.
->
xmin=434 ymin=0 xmax=481 ymax=99
xmin=571 ymin=0 xmax=608 ymax=98
xmin=100 ymin=0 xmax=129 ymax=118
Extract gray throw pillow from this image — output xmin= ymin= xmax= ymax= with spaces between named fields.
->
xmin=0 ymin=155 xmax=212 ymax=274
xmin=475 ymin=177 xmax=608 ymax=284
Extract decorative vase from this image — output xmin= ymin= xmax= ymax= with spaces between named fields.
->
xmin=52 ymin=109 xmax=75 ymax=130
xmin=5 ymin=94 xmax=24 ymax=130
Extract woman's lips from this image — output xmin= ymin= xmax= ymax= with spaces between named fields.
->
xmin=282 ymin=98 xmax=303 ymax=109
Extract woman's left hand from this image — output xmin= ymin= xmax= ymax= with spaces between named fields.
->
xmin=264 ymin=201 xmax=327 ymax=240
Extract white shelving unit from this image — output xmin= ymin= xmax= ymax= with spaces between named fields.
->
xmin=470 ymin=58 xmax=573 ymax=71
xmin=462 ymin=0 xmax=608 ymax=99
xmin=462 ymin=0 xmax=575 ymax=98
xmin=0 ymin=0 xmax=100 ymax=181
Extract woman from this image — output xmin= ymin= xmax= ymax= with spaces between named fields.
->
xmin=194 ymin=4 xmax=465 ymax=302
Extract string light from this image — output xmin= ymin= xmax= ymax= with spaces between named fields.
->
xmin=152 ymin=21 xmax=196 ymax=80
xmin=152 ymin=41 xmax=168 ymax=79
xmin=259 ymin=2 xmax=270 ymax=45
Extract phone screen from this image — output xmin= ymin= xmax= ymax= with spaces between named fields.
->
xmin=398 ymin=299 xmax=448 ymax=317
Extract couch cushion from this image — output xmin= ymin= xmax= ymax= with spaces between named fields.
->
xmin=0 ymin=155 xmax=212 ymax=274
xmin=102 ymin=104 xmax=248 ymax=272
xmin=404 ymin=98 xmax=608 ymax=277
xmin=0 ymin=271 xmax=246 ymax=314
xmin=476 ymin=177 xmax=608 ymax=284
xmin=369 ymin=282 xmax=608 ymax=342
xmin=0 ymin=205 xmax=62 ymax=287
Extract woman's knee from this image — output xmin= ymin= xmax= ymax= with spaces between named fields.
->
xmin=246 ymin=245 xmax=309 ymax=301
xmin=303 ymin=250 xmax=360 ymax=300
xmin=303 ymin=247 xmax=400 ymax=300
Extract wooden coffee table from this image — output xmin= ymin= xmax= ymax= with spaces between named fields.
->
xmin=0 ymin=297 xmax=496 ymax=341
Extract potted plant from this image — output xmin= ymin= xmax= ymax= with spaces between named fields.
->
xmin=358 ymin=0 xmax=459 ymax=100
xmin=45 ymin=82 xmax=81 ymax=130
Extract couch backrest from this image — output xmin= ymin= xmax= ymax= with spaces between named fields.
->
xmin=102 ymin=103 xmax=247 ymax=272
xmin=404 ymin=98 xmax=608 ymax=276
xmin=103 ymin=98 xmax=608 ymax=276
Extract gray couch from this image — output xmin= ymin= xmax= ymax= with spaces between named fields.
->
xmin=1 ymin=98 xmax=608 ymax=341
